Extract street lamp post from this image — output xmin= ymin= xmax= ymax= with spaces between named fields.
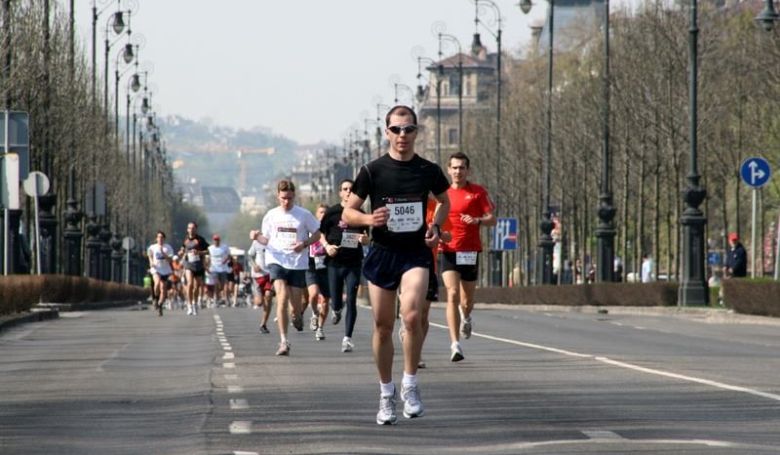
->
xmin=678 ymin=0 xmax=708 ymax=305
xmin=438 ymin=32 xmax=464 ymax=153
xmin=114 ymin=43 xmax=138 ymax=138
xmin=520 ymin=0 xmax=555 ymax=284
xmin=595 ymin=0 xmax=616 ymax=282
xmin=755 ymin=0 xmax=779 ymax=31
xmin=474 ymin=0 xmax=503 ymax=216
xmin=105 ymin=13 xmax=134 ymax=133
xmin=93 ymin=1 xmax=125 ymax=110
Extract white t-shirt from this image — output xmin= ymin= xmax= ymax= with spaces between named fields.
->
xmin=247 ymin=239 xmax=269 ymax=278
xmin=261 ymin=205 xmax=320 ymax=270
xmin=147 ymin=243 xmax=174 ymax=275
xmin=641 ymin=258 xmax=655 ymax=283
xmin=208 ymin=244 xmax=230 ymax=273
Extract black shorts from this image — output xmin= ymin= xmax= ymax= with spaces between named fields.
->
xmin=440 ymin=251 xmax=480 ymax=282
xmin=305 ymin=268 xmax=330 ymax=298
xmin=155 ymin=273 xmax=170 ymax=286
xmin=267 ymin=264 xmax=307 ymax=289
xmin=185 ymin=262 xmax=205 ymax=278
xmin=362 ymin=245 xmax=432 ymax=291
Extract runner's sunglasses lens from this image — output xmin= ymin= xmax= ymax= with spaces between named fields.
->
xmin=388 ymin=125 xmax=417 ymax=135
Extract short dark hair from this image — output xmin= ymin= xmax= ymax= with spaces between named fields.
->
xmin=277 ymin=179 xmax=296 ymax=193
xmin=339 ymin=178 xmax=354 ymax=188
xmin=448 ymin=151 xmax=470 ymax=168
xmin=157 ymin=230 xmax=166 ymax=238
xmin=385 ymin=105 xmax=417 ymax=126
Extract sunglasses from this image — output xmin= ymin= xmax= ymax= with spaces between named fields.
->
xmin=387 ymin=125 xmax=418 ymax=135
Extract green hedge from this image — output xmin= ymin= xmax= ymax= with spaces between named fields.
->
xmin=473 ymin=282 xmax=679 ymax=306
xmin=0 ymin=275 xmax=147 ymax=315
xmin=722 ymin=279 xmax=780 ymax=317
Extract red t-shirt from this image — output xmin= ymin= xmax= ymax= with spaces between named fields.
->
xmin=441 ymin=182 xmax=493 ymax=253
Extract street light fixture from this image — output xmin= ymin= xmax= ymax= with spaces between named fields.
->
xmin=437 ymin=30 xmax=464 ymax=154
xmin=473 ymin=0 xmax=503 ymax=216
xmin=520 ymin=0 xmax=555 ymax=284
xmin=595 ymin=0 xmax=616 ymax=283
xmin=678 ymin=0 xmax=708 ymax=305
xmin=755 ymin=0 xmax=779 ymax=31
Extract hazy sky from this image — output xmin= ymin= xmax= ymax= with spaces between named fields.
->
xmin=74 ymin=0 xmax=557 ymax=145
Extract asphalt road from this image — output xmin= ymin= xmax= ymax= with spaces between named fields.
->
xmin=1 ymin=302 xmax=780 ymax=454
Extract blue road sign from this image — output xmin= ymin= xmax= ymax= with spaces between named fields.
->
xmin=740 ymin=157 xmax=772 ymax=188
xmin=707 ymin=251 xmax=722 ymax=266
xmin=493 ymin=217 xmax=518 ymax=251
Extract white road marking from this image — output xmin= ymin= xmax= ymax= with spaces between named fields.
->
xmin=223 ymin=352 xmax=235 ymax=360
xmin=96 ymin=343 xmax=130 ymax=372
xmin=430 ymin=321 xmax=780 ymax=403
xmin=229 ymin=421 xmax=252 ymax=434
xmin=233 ymin=451 xmax=258 ymax=455
xmin=230 ymin=398 xmax=249 ymax=410
xmin=223 ymin=362 xmax=236 ymax=369
xmin=633 ymin=326 xmax=646 ymax=330
xmin=596 ymin=356 xmax=780 ymax=402
xmin=223 ymin=346 xmax=232 ymax=351
xmin=228 ymin=385 xmax=244 ymax=393
xmin=582 ymin=430 xmax=624 ymax=440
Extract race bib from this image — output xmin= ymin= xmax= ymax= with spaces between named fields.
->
xmin=314 ymin=255 xmax=326 ymax=270
xmin=187 ymin=251 xmax=200 ymax=262
xmin=386 ymin=201 xmax=423 ymax=233
xmin=276 ymin=227 xmax=298 ymax=250
xmin=456 ymin=251 xmax=478 ymax=265
xmin=340 ymin=232 xmax=360 ymax=248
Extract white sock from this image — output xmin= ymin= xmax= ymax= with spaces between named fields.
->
xmin=280 ymin=334 xmax=288 ymax=344
xmin=380 ymin=381 xmax=395 ymax=397
xmin=343 ymin=336 xmax=351 ymax=342
xmin=402 ymin=373 xmax=417 ymax=388
xmin=451 ymin=341 xmax=461 ymax=350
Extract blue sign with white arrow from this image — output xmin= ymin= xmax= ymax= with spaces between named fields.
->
xmin=740 ymin=157 xmax=772 ymax=188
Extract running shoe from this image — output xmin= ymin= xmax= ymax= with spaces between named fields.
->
xmin=341 ymin=337 xmax=354 ymax=353
xmin=376 ymin=390 xmax=398 ymax=425
xmin=461 ymin=316 xmax=473 ymax=339
xmin=157 ymin=303 xmax=163 ymax=317
xmin=186 ymin=305 xmax=193 ymax=316
xmin=417 ymin=359 xmax=427 ymax=369
xmin=401 ymin=384 xmax=425 ymax=418
xmin=292 ymin=315 xmax=303 ymax=332
xmin=310 ymin=314 xmax=319 ymax=331
xmin=315 ymin=327 xmax=325 ymax=340
xmin=259 ymin=324 xmax=269 ymax=334
xmin=275 ymin=341 xmax=290 ymax=356
xmin=332 ymin=309 xmax=342 ymax=325
xmin=450 ymin=342 xmax=464 ymax=362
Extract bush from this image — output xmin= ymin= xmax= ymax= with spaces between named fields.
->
xmin=0 ymin=275 xmax=147 ymax=316
xmin=473 ymin=282 xmax=679 ymax=306
xmin=722 ymin=279 xmax=780 ymax=317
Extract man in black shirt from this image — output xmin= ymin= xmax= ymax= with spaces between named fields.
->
xmin=320 ymin=178 xmax=369 ymax=353
xmin=725 ymin=232 xmax=747 ymax=278
xmin=343 ymin=105 xmax=450 ymax=425
xmin=180 ymin=222 xmax=209 ymax=316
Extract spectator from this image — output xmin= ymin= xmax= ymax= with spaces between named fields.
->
xmin=641 ymin=253 xmax=655 ymax=283
xmin=725 ymin=232 xmax=747 ymax=278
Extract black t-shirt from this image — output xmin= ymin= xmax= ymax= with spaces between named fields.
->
xmin=182 ymin=235 xmax=209 ymax=266
xmin=352 ymin=153 xmax=449 ymax=251
xmin=320 ymin=204 xmax=366 ymax=267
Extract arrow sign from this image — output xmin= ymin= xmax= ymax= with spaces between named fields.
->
xmin=740 ymin=157 xmax=772 ymax=188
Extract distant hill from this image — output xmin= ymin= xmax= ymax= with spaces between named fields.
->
xmin=158 ymin=115 xmax=301 ymax=192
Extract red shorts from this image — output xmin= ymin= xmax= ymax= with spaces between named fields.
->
xmin=254 ymin=275 xmax=273 ymax=294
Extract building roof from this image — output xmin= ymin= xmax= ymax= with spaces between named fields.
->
xmin=428 ymin=52 xmax=498 ymax=71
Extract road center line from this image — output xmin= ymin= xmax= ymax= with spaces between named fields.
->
xmin=429 ymin=321 xmax=780 ymax=403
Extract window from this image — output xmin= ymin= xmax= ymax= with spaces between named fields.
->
xmin=448 ymin=128 xmax=458 ymax=145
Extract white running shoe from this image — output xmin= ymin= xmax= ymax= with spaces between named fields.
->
xmin=310 ymin=314 xmax=319 ymax=331
xmin=186 ymin=304 xmax=193 ymax=316
xmin=401 ymin=384 xmax=425 ymax=418
xmin=315 ymin=327 xmax=325 ymax=341
xmin=376 ymin=390 xmax=398 ymax=425
xmin=461 ymin=316 xmax=473 ymax=339
xmin=450 ymin=342 xmax=464 ymax=362
xmin=275 ymin=341 xmax=290 ymax=356
xmin=341 ymin=337 xmax=354 ymax=353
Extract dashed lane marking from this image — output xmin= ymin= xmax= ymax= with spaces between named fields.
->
xmin=223 ymin=352 xmax=235 ymax=360
xmin=228 ymin=385 xmax=244 ymax=393
xmin=229 ymin=398 xmax=249 ymax=410
xmin=582 ymin=430 xmax=624 ymax=440
xmin=229 ymin=421 xmax=252 ymax=434
xmin=223 ymin=362 xmax=236 ymax=369
xmin=233 ymin=451 xmax=258 ymax=455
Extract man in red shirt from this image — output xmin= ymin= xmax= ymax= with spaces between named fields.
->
xmin=440 ymin=152 xmax=496 ymax=362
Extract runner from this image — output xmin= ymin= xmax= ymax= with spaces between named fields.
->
xmin=228 ymin=255 xmax=243 ymax=307
xmin=306 ymin=204 xmax=331 ymax=341
xmin=343 ymin=105 xmax=450 ymax=425
xmin=248 ymin=230 xmax=274 ymax=333
xmin=181 ymin=222 xmax=209 ymax=316
xmin=207 ymin=234 xmax=231 ymax=306
xmin=320 ymin=179 xmax=369 ymax=353
xmin=257 ymin=179 xmax=322 ymax=356
xmin=147 ymin=231 xmax=174 ymax=317
xmin=440 ymin=152 xmax=496 ymax=361
xmin=169 ymin=255 xmax=184 ymax=310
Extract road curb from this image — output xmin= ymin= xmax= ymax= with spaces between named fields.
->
xmin=35 ymin=300 xmax=143 ymax=312
xmin=0 ymin=309 xmax=59 ymax=333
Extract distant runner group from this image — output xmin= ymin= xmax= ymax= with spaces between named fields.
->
xmin=145 ymin=105 xmax=495 ymax=425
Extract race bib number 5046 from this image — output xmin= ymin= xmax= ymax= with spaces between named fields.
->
xmin=386 ymin=201 xmax=423 ymax=233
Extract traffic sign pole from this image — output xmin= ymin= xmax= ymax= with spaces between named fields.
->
xmin=740 ymin=157 xmax=772 ymax=279
xmin=752 ymin=188 xmax=757 ymax=278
